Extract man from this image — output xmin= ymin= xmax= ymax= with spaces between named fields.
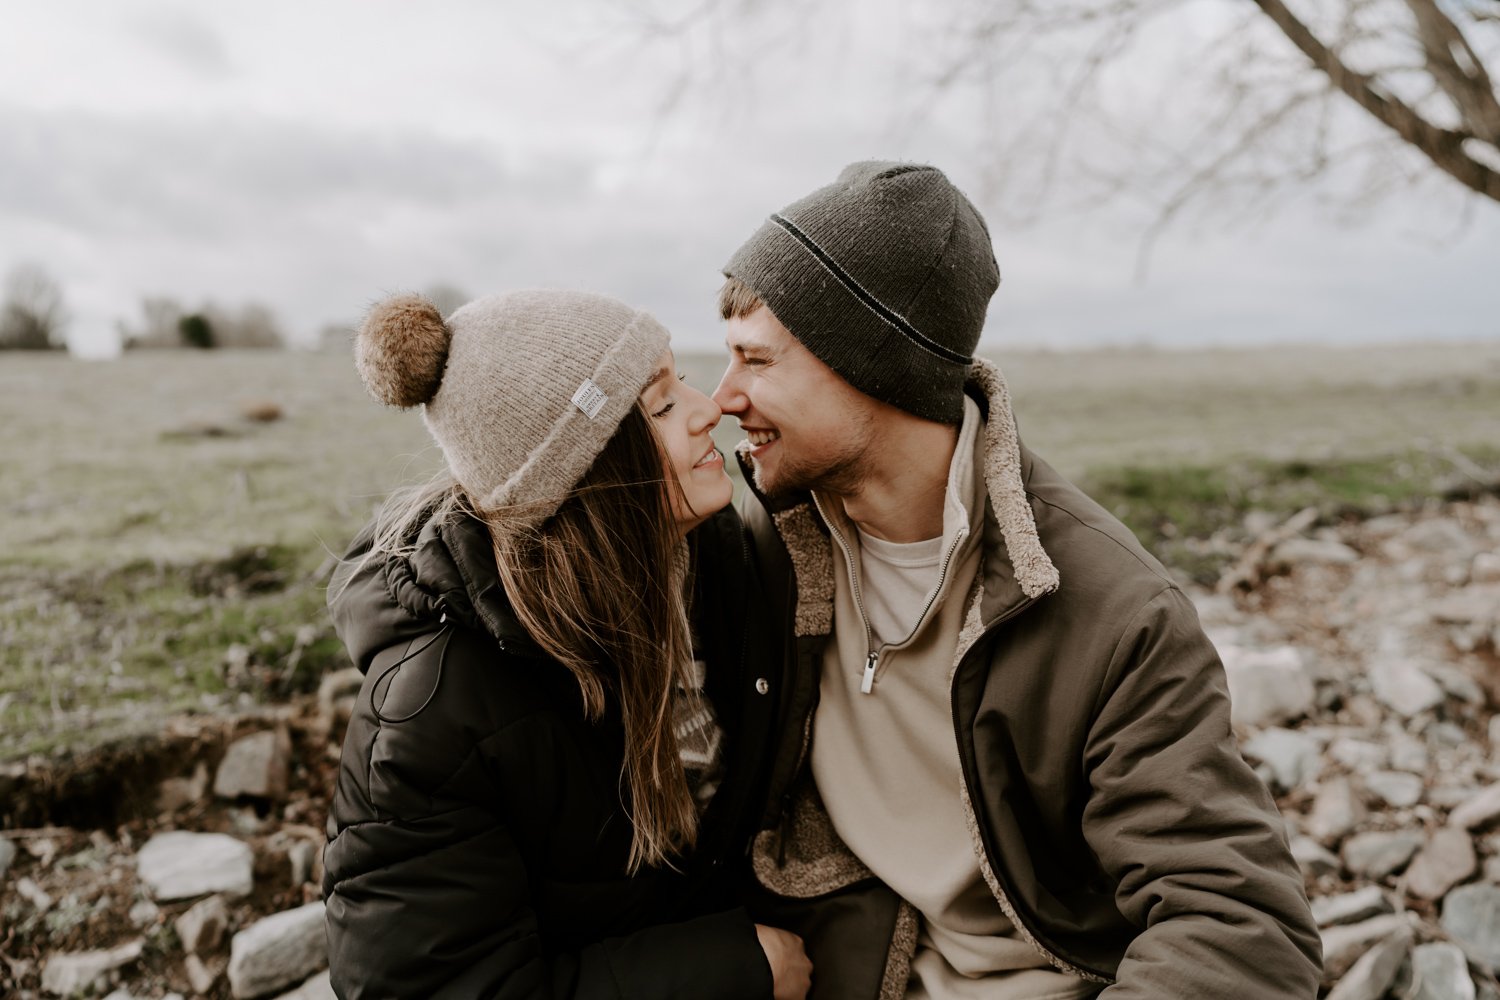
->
xmin=711 ymin=161 xmax=1321 ymax=999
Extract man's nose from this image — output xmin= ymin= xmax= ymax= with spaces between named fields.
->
xmin=712 ymin=368 xmax=745 ymax=415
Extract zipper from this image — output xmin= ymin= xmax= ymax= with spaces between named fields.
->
xmin=813 ymin=492 xmax=968 ymax=695
xmin=948 ymin=601 xmax=1115 ymax=986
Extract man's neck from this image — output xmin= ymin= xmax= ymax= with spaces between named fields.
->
xmin=834 ymin=418 xmax=959 ymax=543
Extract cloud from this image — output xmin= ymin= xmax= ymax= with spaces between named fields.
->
xmin=126 ymin=7 xmax=234 ymax=79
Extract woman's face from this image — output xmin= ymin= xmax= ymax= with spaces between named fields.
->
xmin=641 ymin=349 xmax=733 ymax=533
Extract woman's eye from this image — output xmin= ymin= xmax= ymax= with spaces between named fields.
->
xmin=652 ymin=401 xmax=676 ymax=418
xmin=677 ymin=373 xmax=686 ymax=382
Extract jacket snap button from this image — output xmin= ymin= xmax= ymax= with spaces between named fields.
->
xmin=755 ymin=678 xmax=770 ymax=695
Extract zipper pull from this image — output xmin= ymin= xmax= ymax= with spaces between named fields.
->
xmin=861 ymin=651 xmax=879 ymax=694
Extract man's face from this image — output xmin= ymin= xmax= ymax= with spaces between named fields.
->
xmin=713 ymin=306 xmax=874 ymax=498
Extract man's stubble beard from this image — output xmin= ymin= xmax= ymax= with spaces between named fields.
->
xmin=750 ymin=418 xmax=876 ymax=501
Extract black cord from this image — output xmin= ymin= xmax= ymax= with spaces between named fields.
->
xmin=369 ymin=616 xmax=453 ymax=725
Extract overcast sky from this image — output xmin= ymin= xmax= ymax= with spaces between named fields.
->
xmin=2 ymin=1 xmax=1496 ymax=358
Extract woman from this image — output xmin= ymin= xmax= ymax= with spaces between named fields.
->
xmin=323 ymin=290 xmax=810 ymax=999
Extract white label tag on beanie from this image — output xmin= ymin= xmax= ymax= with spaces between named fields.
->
xmin=571 ymin=378 xmax=609 ymax=419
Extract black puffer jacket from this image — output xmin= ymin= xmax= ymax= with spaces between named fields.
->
xmin=322 ymin=505 xmax=780 ymax=999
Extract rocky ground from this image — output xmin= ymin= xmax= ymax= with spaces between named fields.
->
xmin=0 ymin=673 xmax=359 ymax=1000
xmin=1 ymin=496 xmax=1498 ymax=998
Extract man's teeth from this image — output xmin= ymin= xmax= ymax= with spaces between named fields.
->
xmin=748 ymin=430 xmax=780 ymax=447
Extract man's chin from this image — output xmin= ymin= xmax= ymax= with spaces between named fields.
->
xmin=749 ymin=461 xmax=785 ymax=498
xmin=750 ymin=459 xmax=805 ymax=500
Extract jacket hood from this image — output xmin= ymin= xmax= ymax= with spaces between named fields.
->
xmin=736 ymin=357 xmax=1060 ymax=599
xmin=328 ymin=506 xmax=545 ymax=674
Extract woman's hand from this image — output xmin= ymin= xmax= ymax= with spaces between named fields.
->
xmin=754 ymin=924 xmax=812 ymax=1000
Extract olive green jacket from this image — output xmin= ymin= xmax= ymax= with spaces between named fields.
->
xmin=739 ymin=360 xmax=1321 ymax=999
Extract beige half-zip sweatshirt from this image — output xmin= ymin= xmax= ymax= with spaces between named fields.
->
xmin=809 ymin=397 xmax=1095 ymax=1000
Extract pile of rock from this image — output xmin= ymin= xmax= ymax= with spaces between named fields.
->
xmin=1209 ymin=496 xmax=1500 ymax=997
xmin=1 ymin=717 xmax=345 ymax=999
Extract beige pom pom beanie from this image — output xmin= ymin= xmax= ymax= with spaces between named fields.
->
xmin=355 ymin=290 xmax=670 ymax=531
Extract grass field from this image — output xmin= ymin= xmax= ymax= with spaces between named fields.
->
xmin=3 ymin=341 xmax=1499 ymax=761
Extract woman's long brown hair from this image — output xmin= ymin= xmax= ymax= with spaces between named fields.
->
xmin=487 ymin=405 xmax=698 ymax=873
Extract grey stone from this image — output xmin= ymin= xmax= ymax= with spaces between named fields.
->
xmin=215 ymin=729 xmax=292 ymax=801
xmin=1242 ymin=727 xmax=1322 ymax=792
xmin=186 ymin=953 xmax=223 ymax=995
xmin=41 ymin=939 xmax=143 ymax=997
xmin=1430 ymin=585 xmax=1500 ymax=627
xmin=1485 ymin=854 xmax=1500 ymax=884
xmin=137 ymin=831 xmax=254 ymax=901
xmin=1391 ymin=732 xmax=1432 ymax=774
xmin=1434 ymin=787 xmax=1486 ymax=810
xmin=22 ymin=835 xmax=57 ymax=867
xmin=1308 ymin=776 xmax=1368 ymax=845
xmin=274 ymin=970 xmax=336 ymax=1000
xmin=0 ymin=835 xmax=15 ymax=877
xmin=228 ymin=901 xmax=327 ymax=999
xmin=1365 ymin=770 xmax=1425 ymax=808
xmin=1370 ymin=660 xmax=1447 ymax=718
xmin=1442 ymin=883 xmax=1500 ymax=969
xmin=127 ymin=898 xmax=159 ymax=927
xmin=1407 ymin=942 xmax=1476 ymax=1000
xmin=17 ymin=875 xmax=53 ymax=912
xmin=1344 ymin=829 xmax=1425 ymax=879
xmin=1271 ymin=537 xmax=1360 ymax=568
xmin=288 ymin=841 xmax=316 ymax=887
xmin=1326 ymin=925 xmax=1412 ymax=1000
xmin=1451 ymin=784 xmax=1500 ymax=832
xmin=1429 ymin=721 xmax=1471 ymax=749
xmin=1331 ymin=738 xmax=1390 ymax=773
xmin=1473 ymin=552 xmax=1500 ymax=584
xmin=1426 ymin=664 xmax=1486 ymax=705
xmin=1400 ymin=520 xmax=1477 ymax=558
xmin=176 ymin=894 xmax=230 ymax=955
xmin=1291 ymin=835 xmax=1341 ymax=878
xmin=1222 ymin=645 xmax=1316 ymax=730
xmin=316 ymin=668 xmax=362 ymax=714
xmin=1322 ymin=913 xmax=1412 ymax=979
xmin=157 ymin=763 xmax=209 ymax=814
xmin=1312 ymin=886 xmax=1393 ymax=927
xmin=1407 ymin=827 xmax=1478 ymax=900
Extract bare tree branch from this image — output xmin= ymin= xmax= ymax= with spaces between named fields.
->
xmin=1400 ymin=0 xmax=1500 ymax=142
xmin=1252 ymin=0 xmax=1500 ymax=199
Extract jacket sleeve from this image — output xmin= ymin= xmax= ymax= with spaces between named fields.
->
xmin=326 ymin=819 xmax=772 ymax=1000
xmin=1080 ymin=586 xmax=1322 ymax=999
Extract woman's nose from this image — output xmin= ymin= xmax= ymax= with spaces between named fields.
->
xmin=690 ymin=385 xmax=721 ymax=432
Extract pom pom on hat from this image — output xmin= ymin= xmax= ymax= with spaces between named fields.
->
xmin=356 ymin=294 xmax=452 ymax=408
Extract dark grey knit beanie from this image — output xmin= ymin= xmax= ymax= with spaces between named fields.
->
xmin=724 ymin=160 xmax=999 ymax=425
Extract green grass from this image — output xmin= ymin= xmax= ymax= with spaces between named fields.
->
xmin=3 ymin=342 xmax=1498 ymax=760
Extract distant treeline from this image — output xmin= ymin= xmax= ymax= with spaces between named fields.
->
xmin=118 ymin=296 xmax=285 ymax=351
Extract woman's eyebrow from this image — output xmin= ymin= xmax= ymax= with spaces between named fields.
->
xmin=642 ymin=365 xmax=672 ymax=389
